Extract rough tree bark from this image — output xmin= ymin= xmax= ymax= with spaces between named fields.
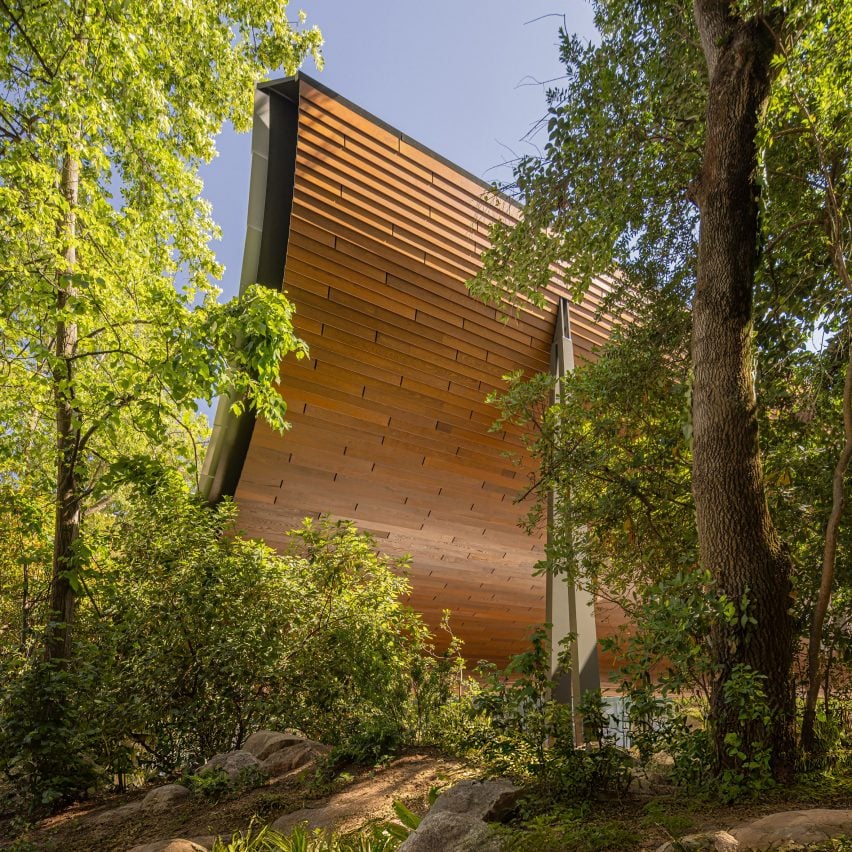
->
xmin=45 ymin=151 xmax=81 ymax=663
xmin=690 ymin=1 xmax=796 ymax=778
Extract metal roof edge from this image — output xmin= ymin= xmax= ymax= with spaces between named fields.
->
xmin=201 ymin=85 xmax=300 ymax=504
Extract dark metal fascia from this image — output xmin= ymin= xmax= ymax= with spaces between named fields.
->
xmin=200 ymin=83 xmax=300 ymax=504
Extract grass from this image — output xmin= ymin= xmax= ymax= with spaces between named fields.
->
xmin=496 ymin=804 xmax=641 ymax=852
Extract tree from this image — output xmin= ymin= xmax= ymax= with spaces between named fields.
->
xmin=688 ymin=0 xmax=796 ymax=779
xmin=0 ymin=0 xmax=320 ymax=662
xmin=760 ymin=2 xmax=852 ymax=749
xmin=471 ymin=0 xmax=850 ymax=779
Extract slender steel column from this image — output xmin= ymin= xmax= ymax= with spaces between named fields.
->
xmin=547 ymin=298 xmax=600 ymax=741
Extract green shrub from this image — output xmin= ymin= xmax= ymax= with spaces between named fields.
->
xmin=715 ymin=664 xmax=775 ymax=801
xmin=799 ymin=696 xmax=852 ymax=772
xmin=0 ymin=655 xmax=102 ymax=811
xmin=211 ymin=812 xmax=416 ymax=851
xmin=0 ymin=476 xmax=464 ymax=806
xmin=497 ymin=804 xmax=640 ymax=852
xmin=181 ymin=767 xmax=232 ymax=800
xmin=84 ymin=484 xmax=454 ymax=772
xmin=457 ymin=626 xmax=632 ymax=800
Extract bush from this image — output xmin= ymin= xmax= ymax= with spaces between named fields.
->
xmin=496 ymin=803 xmax=640 ymax=852
xmin=0 ymin=476 xmax=463 ymax=807
xmin=456 ymin=627 xmax=632 ymax=800
xmin=211 ymin=809 xmax=417 ymax=851
xmin=0 ymin=656 xmax=102 ymax=811
xmin=85 ymin=484 xmax=463 ymax=773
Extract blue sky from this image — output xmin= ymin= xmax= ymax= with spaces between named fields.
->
xmin=200 ymin=1 xmax=598 ymax=304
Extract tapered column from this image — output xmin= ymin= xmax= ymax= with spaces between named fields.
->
xmin=547 ymin=298 xmax=600 ymax=740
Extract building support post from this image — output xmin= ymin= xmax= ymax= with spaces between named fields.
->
xmin=547 ymin=298 xmax=600 ymax=742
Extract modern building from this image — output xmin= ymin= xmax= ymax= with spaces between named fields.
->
xmin=201 ymin=74 xmax=620 ymax=696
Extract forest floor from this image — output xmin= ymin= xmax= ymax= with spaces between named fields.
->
xmin=3 ymin=751 xmax=471 ymax=851
xmin=3 ymin=754 xmax=851 ymax=851
xmin=493 ymin=769 xmax=852 ymax=850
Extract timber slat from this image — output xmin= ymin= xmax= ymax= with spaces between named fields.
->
xmin=232 ymin=78 xmax=616 ymax=666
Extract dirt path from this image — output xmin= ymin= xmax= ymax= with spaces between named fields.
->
xmin=11 ymin=754 xmax=472 ymax=851
xmin=272 ymin=754 xmax=472 ymax=834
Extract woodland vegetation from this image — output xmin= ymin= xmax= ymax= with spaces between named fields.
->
xmin=0 ymin=0 xmax=850 ymax=848
xmin=471 ymin=0 xmax=852 ymax=789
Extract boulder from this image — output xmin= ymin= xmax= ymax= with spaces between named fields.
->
xmin=731 ymin=809 xmax=852 ymax=849
xmin=427 ymin=778 xmax=520 ymax=822
xmin=655 ymin=831 xmax=739 ymax=851
xmin=649 ymin=751 xmax=675 ymax=771
xmin=89 ymin=800 xmax=142 ymax=826
xmin=127 ymin=840 xmax=210 ymax=852
xmin=397 ymin=812 xmax=500 ymax=852
xmin=397 ymin=778 xmax=519 ymax=852
xmin=262 ymin=740 xmax=330 ymax=777
xmin=243 ymin=730 xmax=308 ymax=761
xmin=139 ymin=784 xmax=191 ymax=814
xmin=200 ymin=749 xmax=263 ymax=780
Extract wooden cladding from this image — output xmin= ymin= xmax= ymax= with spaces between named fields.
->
xmin=232 ymin=76 xmax=616 ymax=667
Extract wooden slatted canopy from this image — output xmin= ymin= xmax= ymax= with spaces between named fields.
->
xmin=201 ymin=74 xmax=619 ymax=669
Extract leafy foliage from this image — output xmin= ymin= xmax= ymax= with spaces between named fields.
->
xmin=0 ymin=658 xmax=100 ymax=809
xmin=457 ymin=627 xmax=632 ymax=800
xmin=0 ymin=0 xmax=320 ymax=669
xmin=496 ymin=803 xmax=640 ymax=852
xmin=0 ymin=0 xmax=321 ymax=464
xmin=0 ymin=0 xmax=325 ymax=807
xmin=470 ymin=0 xmax=852 ymax=778
xmin=102 ymin=488 xmax=460 ymax=767
xmin=0 ymin=477 xmax=464 ymax=806
xmin=211 ymin=816 xmax=413 ymax=852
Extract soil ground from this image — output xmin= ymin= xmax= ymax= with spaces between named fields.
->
xmin=3 ymin=756 xmax=850 ymax=850
xmin=2 ymin=751 xmax=471 ymax=851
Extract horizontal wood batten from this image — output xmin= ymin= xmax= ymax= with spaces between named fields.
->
xmin=231 ymin=77 xmax=616 ymax=666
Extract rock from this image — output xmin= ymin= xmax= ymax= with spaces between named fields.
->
xmin=139 ymin=784 xmax=191 ymax=814
xmin=243 ymin=729 xmax=307 ymax=761
xmin=631 ymin=751 xmax=676 ymax=795
xmin=655 ymin=831 xmax=738 ymax=851
xmin=88 ymin=800 xmax=142 ymax=826
xmin=453 ymin=823 xmax=503 ymax=852
xmin=731 ymin=809 xmax=852 ymax=849
xmin=262 ymin=740 xmax=330 ymax=777
xmin=427 ymin=778 xmax=520 ymax=822
xmin=649 ymin=750 xmax=675 ymax=770
xmin=397 ymin=812 xmax=500 ymax=852
xmin=201 ymin=749 xmax=263 ymax=780
xmin=631 ymin=769 xmax=670 ymax=796
xmin=127 ymin=840 xmax=210 ymax=852
xmin=397 ymin=778 xmax=518 ymax=852
xmin=685 ymin=713 xmax=705 ymax=731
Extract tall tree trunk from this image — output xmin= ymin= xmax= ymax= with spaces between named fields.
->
xmin=690 ymin=3 xmax=796 ymax=779
xmin=45 ymin=152 xmax=80 ymax=662
xmin=20 ymin=559 xmax=29 ymax=652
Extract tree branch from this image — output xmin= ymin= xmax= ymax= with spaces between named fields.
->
xmin=0 ymin=0 xmax=54 ymax=79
